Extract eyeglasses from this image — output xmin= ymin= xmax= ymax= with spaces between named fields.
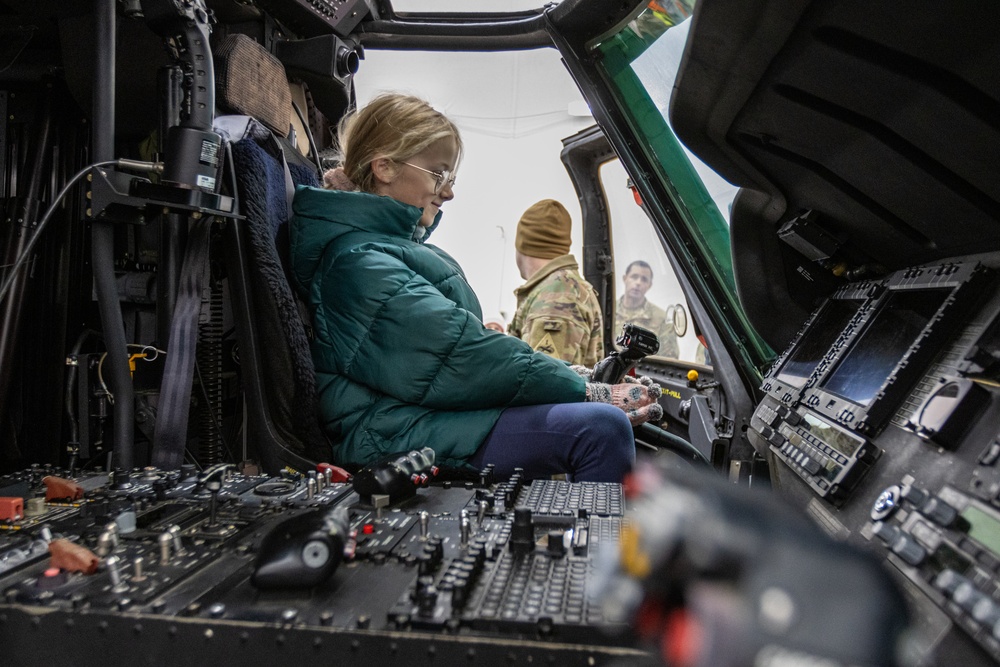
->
xmin=400 ymin=161 xmax=456 ymax=193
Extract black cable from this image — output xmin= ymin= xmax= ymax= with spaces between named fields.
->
xmin=64 ymin=329 xmax=101 ymax=448
xmin=0 ymin=159 xmax=117 ymax=304
xmin=291 ymin=99 xmax=324 ymax=175
xmin=635 ymin=422 xmax=712 ymax=467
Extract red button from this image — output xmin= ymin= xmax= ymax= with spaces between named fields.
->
xmin=315 ymin=463 xmax=352 ymax=483
xmin=362 ymin=523 xmax=375 ymax=535
xmin=43 ymin=568 xmax=61 ymax=578
xmin=662 ymin=609 xmax=703 ymax=667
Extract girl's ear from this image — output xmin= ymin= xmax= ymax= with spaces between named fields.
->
xmin=371 ymin=157 xmax=396 ymax=186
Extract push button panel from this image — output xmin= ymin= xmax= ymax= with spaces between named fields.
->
xmin=752 ymin=396 xmax=875 ymax=505
xmin=870 ymin=479 xmax=1000 ymax=662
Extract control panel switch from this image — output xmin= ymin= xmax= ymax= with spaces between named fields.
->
xmin=779 ymin=405 xmax=802 ymax=426
xmin=972 ymin=598 xmax=1000 ymax=626
xmin=105 ymin=555 xmax=129 ymax=594
xmin=871 ymin=521 xmax=901 ymax=546
xmin=900 ymin=484 xmax=929 ymax=507
xmin=890 ymin=534 xmax=927 ymax=566
xmin=460 ymin=513 xmax=471 ymax=548
xmin=802 ymin=457 xmax=822 ymax=475
xmin=919 ymin=496 xmax=958 ymax=527
xmin=510 ymin=508 xmax=534 ymax=555
xmin=158 ymin=532 xmax=172 ymax=566
xmin=167 ymin=525 xmax=186 ymax=557
xmin=547 ymin=530 xmax=566 ymax=558
xmin=932 ymin=569 xmax=966 ymax=596
xmin=953 ymin=581 xmax=988 ymax=614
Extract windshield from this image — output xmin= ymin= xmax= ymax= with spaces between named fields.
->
xmin=389 ymin=0 xmax=558 ymax=11
xmin=592 ymin=2 xmax=774 ymax=372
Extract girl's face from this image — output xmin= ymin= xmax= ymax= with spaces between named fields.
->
xmin=377 ymin=136 xmax=458 ymax=228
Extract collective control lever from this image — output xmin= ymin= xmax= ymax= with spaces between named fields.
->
xmin=352 ymin=447 xmax=439 ymax=505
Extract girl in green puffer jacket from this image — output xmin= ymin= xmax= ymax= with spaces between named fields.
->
xmin=289 ymin=93 xmax=662 ymax=482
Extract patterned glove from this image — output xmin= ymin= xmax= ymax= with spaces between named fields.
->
xmin=621 ymin=374 xmax=657 ymax=388
xmin=625 ymin=401 xmax=664 ymax=427
xmin=569 ymin=365 xmax=594 ymax=381
xmin=585 ymin=382 xmax=664 ymax=427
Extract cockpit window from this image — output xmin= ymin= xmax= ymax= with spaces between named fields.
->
xmin=387 ymin=0 xmax=560 ymax=13
xmin=592 ymin=2 xmax=774 ymax=371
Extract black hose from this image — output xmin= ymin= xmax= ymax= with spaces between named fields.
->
xmin=93 ymin=0 xmax=134 ymax=471
xmin=635 ymin=422 xmax=712 ymax=467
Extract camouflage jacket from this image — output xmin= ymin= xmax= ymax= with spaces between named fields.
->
xmin=614 ymin=297 xmax=679 ymax=358
xmin=510 ymin=255 xmax=604 ymax=367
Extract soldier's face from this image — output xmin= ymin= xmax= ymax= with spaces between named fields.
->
xmin=623 ymin=267 xmax=653 ymax=300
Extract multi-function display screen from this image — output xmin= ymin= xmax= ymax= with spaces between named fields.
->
xmin=775 ymin=299 xmax=862 ymax=388
xmin=820 ymin=288 xmax=950 ymax=406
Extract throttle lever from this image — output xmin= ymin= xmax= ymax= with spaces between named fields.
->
xmin=197 ymin=463 xmax=234 ymax=527
xmin=592 ymin=323 xmax=659 ymax=384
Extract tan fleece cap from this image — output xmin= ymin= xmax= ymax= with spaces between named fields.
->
xmin=515 ymin=199 xmax=571 ymax=259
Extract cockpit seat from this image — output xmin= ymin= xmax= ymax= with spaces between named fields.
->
xmin=214 ymin=34 xmax=331 ymax=473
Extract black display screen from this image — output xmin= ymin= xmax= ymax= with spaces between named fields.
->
xmin=820 ymin=288 xmax=950 ymax=406
xmin=775 ymin=299 xmax=861 ymax=388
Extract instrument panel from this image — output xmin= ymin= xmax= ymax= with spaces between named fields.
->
xmin=0 ymin=464 xmax=644 ymax=666
xmin=750 ymin=256 xmax=1000 ymax=663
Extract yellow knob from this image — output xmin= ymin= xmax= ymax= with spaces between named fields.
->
xmin=619 ymin=524 xmax=651 ymax=578
xmin=128 ymin=353 xmax=148 ymax=376
xmin=687 ymin=369 xmax=699 ymax=382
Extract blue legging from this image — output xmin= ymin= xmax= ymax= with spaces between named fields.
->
xmin=468 ymin=402 xmax=635 ymax=483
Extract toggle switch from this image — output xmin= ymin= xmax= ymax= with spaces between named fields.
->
xmin=547 ymin=530 xmax=566 ymax=558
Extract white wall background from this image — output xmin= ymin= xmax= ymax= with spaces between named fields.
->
xmin=353 ymin=45 xmax=593 ymax=325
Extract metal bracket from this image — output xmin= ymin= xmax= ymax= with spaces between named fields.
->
xmin=87 ymin=167 xmax=238 ymax=223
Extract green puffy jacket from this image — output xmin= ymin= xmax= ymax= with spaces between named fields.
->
xmin=289 ymin=185 xmax=586 ymax=468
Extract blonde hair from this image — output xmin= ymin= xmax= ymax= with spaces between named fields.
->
xmin=336 ymin=93 xmax=463 ymax=194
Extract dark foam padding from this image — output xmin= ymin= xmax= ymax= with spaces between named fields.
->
xmin=230 ymin=136 xmax=328 ymax=463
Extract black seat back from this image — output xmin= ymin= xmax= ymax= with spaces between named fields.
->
xmin=225 ymin=133 xmax=330 ymax=473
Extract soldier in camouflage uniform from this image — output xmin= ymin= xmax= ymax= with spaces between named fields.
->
xmin=509 ymin=200 xmax=604 ymax=367
xmin=614 ymin=260 xmax=679 ymax=358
